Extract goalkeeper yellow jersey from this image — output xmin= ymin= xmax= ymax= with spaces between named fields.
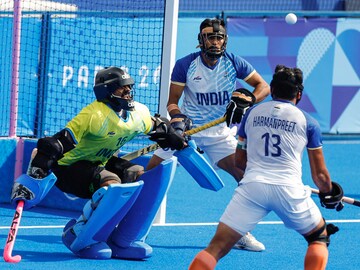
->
xmin=58 ymin=100 xmax=152 ymax=166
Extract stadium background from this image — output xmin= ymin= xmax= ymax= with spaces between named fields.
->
xmin=0 ymin=0 xmax=359 ymax=226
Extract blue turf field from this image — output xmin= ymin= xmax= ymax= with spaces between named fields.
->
xmin=1 ymin=140 xmax=360 ymax=269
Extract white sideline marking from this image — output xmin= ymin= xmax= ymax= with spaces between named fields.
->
xmin=0 ymin=225 xmax=65 ymax=229
xmin=154 ymin=219 xmax=360 ymax=226
xmin=0 ymin=219 xmax=360 ymax=230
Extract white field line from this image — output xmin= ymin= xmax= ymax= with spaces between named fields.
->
xmin=1 ymin=219 xmax=360 ymax=230
xmin=154 ymin=219 xmax=360 ymax=226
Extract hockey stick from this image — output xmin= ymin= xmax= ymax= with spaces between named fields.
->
xmin=311 ymin=188 xmax=360 ymax=207
xmin=3 ymin=200 xmax=24 ymax=263
xmin=122 ymin=116 xmax=226 ymax=161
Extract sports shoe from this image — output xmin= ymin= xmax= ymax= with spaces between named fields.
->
xmin=234 ymin=232 xmax=265 ymax=252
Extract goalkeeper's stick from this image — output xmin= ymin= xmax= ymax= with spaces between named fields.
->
xmin=122 ymin=116 xmax=226 ymax=161
xmin=311 ymin=188 xmax=360 ymax=207
xmin=3 ymin=200 xmax=24 ymax=263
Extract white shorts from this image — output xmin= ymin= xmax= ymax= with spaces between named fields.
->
xmin=153 ymin=123 xmax=237 ymax=169
xmin=220 ymin=182 xmax=323 ymax=235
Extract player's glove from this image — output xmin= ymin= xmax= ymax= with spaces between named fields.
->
xmin=318 ymin=181 xmax=344 ymax=211
xmin=170 ymin=113 xmax=192 ymax=136
xmin=149 ymin=115 xmax=187 ymax=150
xmin=29 ymin=129 xmax=75 ymax=179
xmin=30 ymin=137 xmax=63 ymax=178
xmin=225 ymin=88 xmax=256 ymax=126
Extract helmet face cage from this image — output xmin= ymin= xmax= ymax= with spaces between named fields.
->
xmin=93 ymin=67 xmax=136 ymax=111
xmin=198 ymin=19 xmax=228 ymax=60
xmin=109 ymin=82 xmax=136 ymax=111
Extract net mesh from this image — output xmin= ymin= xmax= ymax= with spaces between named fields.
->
xmin=179 ymin=0 xmax=360 ymax=11
xmin=1 ymin=0 xmax=165 ymax=152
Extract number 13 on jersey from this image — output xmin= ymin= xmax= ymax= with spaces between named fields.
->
xmin=261 ymin=132 xmax=281 ymax=157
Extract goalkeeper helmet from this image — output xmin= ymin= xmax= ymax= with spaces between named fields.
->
xmin=94 ymin=67 xmax=135 ymax=111
xmin=270 ymin=64 xmax=304 ymax=104
xmin=198 ymin=18 xmax=228 ymax=60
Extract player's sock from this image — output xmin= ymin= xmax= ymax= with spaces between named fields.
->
xmin=304 ymin=243 xmax=328 ymax=270
xmin=189 ymin=250 xmax=217 ymax=270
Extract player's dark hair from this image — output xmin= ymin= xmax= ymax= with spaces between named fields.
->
xmin=270 ymin=64 xmax=304 ymax=102
xmin=199 ymin=18 xmax=226 ymax=33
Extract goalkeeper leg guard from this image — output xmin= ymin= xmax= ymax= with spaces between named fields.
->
xmin=304 ymin=243 xmax=328 ymax=270
xmin=108 ymin=157 xmax=177 ymax=260
xmin=62 ymin=182 xmax=143 ymax=259
xmin=189 ymin=250 xmax=217 ymax=270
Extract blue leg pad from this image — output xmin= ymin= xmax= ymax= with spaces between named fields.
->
xmin=62 ymin=218 xmax=77 ymax=250
xmin=108 ymin=240 xmax=153 ymax=260
xmin=108 ymin=157 xmax=177 ymax=257
xmin=62 ymin=218 xmax=112 ymax=259
xmin=174 ymin=140 xmax=224 ymax=191
xmin=69 ymin=182 xmax=143 ymax=253
xmin=76 ymin=242 xmax=112 ymax=260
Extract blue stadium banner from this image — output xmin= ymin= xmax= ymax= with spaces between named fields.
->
xmin=225 ymin=18 xmax=360 ymax=134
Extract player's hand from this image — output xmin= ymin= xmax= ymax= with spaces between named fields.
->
xmin=149 ymin=116 xmax=187 ymax=150
xmin=170 ymin=114 xmax=193 ymax=134
xmin=225 ymin=88 xmax=256 ymax=126
xmin=30 ymin=150 xmax=56 ymax=178
xmin=318 ymin=181 xmax=344 ymax=211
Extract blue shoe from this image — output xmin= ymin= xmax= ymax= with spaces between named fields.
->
xmin=62 ymin=218 xmax=112 ymax=259
xmin=108 ymin=239 xmax=153 ymax=260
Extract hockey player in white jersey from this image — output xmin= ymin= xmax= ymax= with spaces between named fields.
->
xmin=147 ymin=18 xmax=270 ymax=251
xmin=189 ymin=65 xmax=344 ymax=270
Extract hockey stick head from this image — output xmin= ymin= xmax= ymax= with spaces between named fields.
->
xmin=3 ymin=253 xmax=21 ymax=263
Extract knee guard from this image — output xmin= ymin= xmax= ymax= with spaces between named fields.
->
xmin=108 ymin=157 xmax=177 ymax=259
xmin=11 ymin=173 xmax=57 ymax=210
xmin=68 ymin=182 xmax=144 ymax=253
xmin=304 ymin=220 xmax=339 ymax=247
xmin=105 ymin=156 xmax=144 ymax=183
xmin=77 ymin=186 xmax=107 ymax=227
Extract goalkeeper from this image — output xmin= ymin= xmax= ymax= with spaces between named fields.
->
xmin=189 ymin=65 xmax=344 ymax=270
xmin=11 ymin=66 xmax=186 ymax=260
xmin=146 ymin=18 xmax=270 ymax=251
